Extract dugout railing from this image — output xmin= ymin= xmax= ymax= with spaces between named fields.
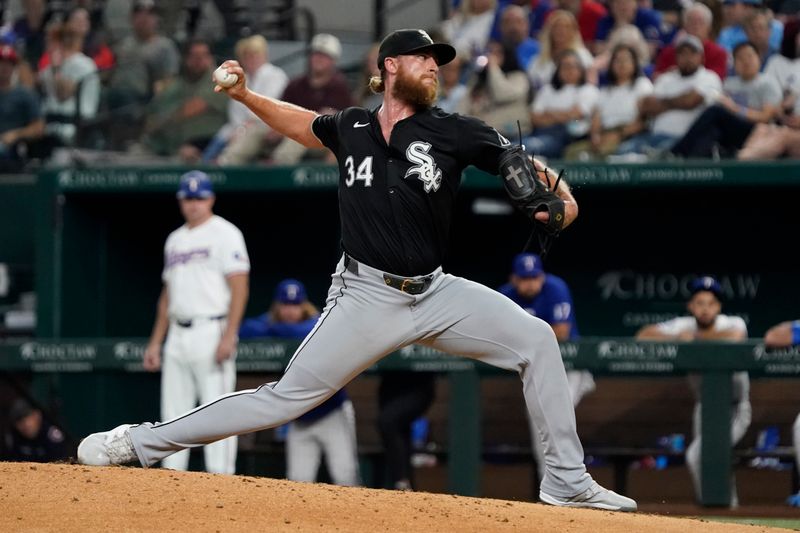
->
xmin=2 ymin=337 xmax=798 ymax=506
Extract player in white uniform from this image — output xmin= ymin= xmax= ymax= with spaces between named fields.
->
xmin=141 ymin=170 xmax=250 ymax=474
xmin=636 ymin=276 xmax=750 ymax=506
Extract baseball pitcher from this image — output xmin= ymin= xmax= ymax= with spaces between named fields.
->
xmin=79 ymin=29 xmax=635 ymax=512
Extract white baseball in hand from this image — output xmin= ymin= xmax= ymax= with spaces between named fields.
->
xmin=213 ymin=65 xmax=238 ymax=88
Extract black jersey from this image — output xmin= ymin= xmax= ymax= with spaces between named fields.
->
xmin=312 ymin=105 xmax=511 ymax=276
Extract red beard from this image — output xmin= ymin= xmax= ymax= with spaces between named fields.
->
xmin=392 ymin=64 xmax=438 ymax=108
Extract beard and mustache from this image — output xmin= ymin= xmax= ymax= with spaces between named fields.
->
xmin=391 ymin=63 xmax=438 ymax=108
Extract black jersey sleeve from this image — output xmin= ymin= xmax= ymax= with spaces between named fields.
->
xmin=456 ymin=114 xmax=514 ymax=175
xmin=311 ymin=111 xmax=343 ymax=152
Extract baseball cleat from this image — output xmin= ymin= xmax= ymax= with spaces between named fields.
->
xmin=539 ymin=481 xmax=637 ymax=512
xmin=77 ymin=424 xmax=139 ymax=466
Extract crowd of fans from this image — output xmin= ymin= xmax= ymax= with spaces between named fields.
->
xmin=0 ymin=0 xmax=798 ymax=171
xmin=441 ymin=0 xmax=799 ymax=161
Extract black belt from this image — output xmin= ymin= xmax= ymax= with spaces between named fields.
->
xmin=174 ymin=315 xmax=226 ymax=328
xmin=344 ymin=254 xmax=434 ymax=296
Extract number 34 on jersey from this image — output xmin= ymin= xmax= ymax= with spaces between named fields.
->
xmin=344 ymin=156 xmax=374 ymax=187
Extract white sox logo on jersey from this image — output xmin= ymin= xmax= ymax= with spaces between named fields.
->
xmin=405 ymin=141 xmax=442 ymax=193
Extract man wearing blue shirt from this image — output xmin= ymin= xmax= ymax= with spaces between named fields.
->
xmin=498 ymin=253 xmax=595 ymax=488
xmin=498 ymin=4 xmax=540 ymax=71
xmin=499 ymin=253 xmax=581 ymax=341
xmin=718 ymin=0 xmax=783 ymax=55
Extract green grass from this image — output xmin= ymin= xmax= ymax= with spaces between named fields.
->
xmin=702 ymin=517 xmax=800 ymax=531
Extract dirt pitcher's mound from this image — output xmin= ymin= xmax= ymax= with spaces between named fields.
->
xmin=0 ymin=462 xmax=781 ymax=532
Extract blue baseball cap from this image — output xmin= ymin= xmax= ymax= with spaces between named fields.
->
xmin=689 ymin=276 xmax=722 ymax=298
xmin=176 ymin=170 xmax=214 ymax=199
xmin=512 ymin=253 xmax=544 ymax=278
xmin=275 ymin=279 xmax=307 ymax=305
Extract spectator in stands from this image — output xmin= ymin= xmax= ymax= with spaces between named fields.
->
xmin=139 ymin=39 xmax=227 ymax=162
xmin=671 ymin=41 xmax=781 ymax=157
xmin=10 ymin=0 xmax=53 ymax=87
xmin=736 ymin=23 xmax=799 ymax=159
xmin=736 ymin=93 xmax=800 ymax=158
xmin=744 ymin=9 xmax=780 ymax=69
xmin=552 ymin=0 xmax=608 ymax=45
xmin=636 ymin=276 xmax=751 ymax=508
xmin=441 ymin=0 xmax=497 ymax=60
xmin=594 ymin=0 xmax=665 ymax=55
xmin=763 ymin=18 xmax=799 ymax=94
xmin=1 ymin=398 xmax=68 ymax=463
xmin=0 ymin=44 xmax=43 ymax=172
xmin=525 ymin=49 xmax=598 ymax=158
xmin=239 ymin=279 xmax=360 ymax=487
xmin=37 ymin=22 xmax=100 ymax=151
xmin=527 ymin=10 xmax=595 ymax=89
xmin=378 ymin=372 xmax=437 ymax=491
xmin=206 ymin=35 xmax=288 ymax=164
xmin=498 ymin=253 xmax=595 ymax=487
xmin=267 ymin=33 xmax=353 ymax=165
xmin=653 ymin=0 xmax=684 ymax=38
xmin=529 ymin=0 xmax=556 ymax=39
xmin=718 ymin=0 xmax=783 ymax=54
xmin=565 ymin=44 xmax=653 ymax=159
xmin=459 ymin=39 xmax=532 ymax=139
xmin=654 ymin=2 xmax=729 ymax=80
xmin=764 ymin=319 xmax=800 ymax=507
xmin=528 ymin=0 xmax=606 ymax=43
xmin=38 ymin=7 xmax=114 ymax=74
xmin=591 ymin=24 xmax=651 ymax=79
xmin=498 ymin=4 xmax=540 ymax=71
xmin=616 ymin=34 xmax=721 ymax=155
xmin=437 ymin=53 xmax=469 ymax=113
xmin=701 ymin=0 xmax=726 ymax=40
xmin=106 ymin=0 xmax=180 ymax=148
xmin=353 ymin=43 xmax=383 ymax=110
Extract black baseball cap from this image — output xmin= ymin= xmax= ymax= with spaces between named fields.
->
xmin=377 ymin=29 xmax=456 ymax=69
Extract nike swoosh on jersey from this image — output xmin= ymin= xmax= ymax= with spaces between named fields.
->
xmin=353 ymin=121 xmax=370 ymax=128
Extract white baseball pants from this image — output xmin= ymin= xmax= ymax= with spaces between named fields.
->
xmin=160 ymin=318 xmax=238 ymax=474
xmin=286 ymin=399 xmax=360 ymax=486
xmin=686 ymin=399 xmax=752 ymax=504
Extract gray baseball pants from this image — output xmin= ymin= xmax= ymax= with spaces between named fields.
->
xmin=129 ymin=254 xmax=593 ymax=497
